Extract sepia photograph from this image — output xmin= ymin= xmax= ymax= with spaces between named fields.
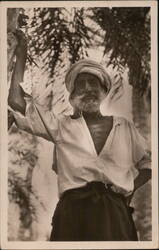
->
xmin=0 ymin=1 xmax=158 ymax=249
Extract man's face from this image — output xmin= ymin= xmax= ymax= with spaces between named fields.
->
xmin=69 ymin=72 xmax=107 ymax=112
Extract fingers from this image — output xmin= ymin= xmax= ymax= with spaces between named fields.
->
xmin=14 ymin=29 xmax=25 ymax=39
xmin=112 ymin=91 xmax=124 ymax=102
xmin=114 ymin=73 xmax=122 ymax=81
xmin=113 ymin=75 xmax=123 ymax=87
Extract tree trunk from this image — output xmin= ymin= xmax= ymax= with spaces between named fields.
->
xmin=131 ymin=88 xmax=151 ymax=240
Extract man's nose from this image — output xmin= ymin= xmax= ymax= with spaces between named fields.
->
xmin=85 ymin=81 xmax=92 ymax=91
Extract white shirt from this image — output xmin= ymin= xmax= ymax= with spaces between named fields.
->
xmin=11 ymin=97 xmax=151 ymax=197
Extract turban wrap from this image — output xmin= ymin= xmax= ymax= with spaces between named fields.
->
xmin=65 ymin=59 xmax=112 ymax=94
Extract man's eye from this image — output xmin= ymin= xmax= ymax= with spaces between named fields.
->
xmin=75 ymin=80 xmax=85 ymax=88
xmin=90 ymin=80 xmax=97 ymax=86
xmin=78 ymin=87 xmax=83 ymax=92
xmin=74 ymin=83 xmax=84 ymax=93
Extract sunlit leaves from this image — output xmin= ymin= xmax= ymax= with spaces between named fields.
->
xmin=28 ymin=8 xmax=90 ymax=78
xmin=91 ymin=7 xmax=150 ymax=94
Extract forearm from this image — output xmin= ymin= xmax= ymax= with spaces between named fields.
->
xmin=8 ymin=56 xmax=27 ymax=114
xmin=126 ymin=168 xmax=151 ymax=205
xmin=134 ymin=168 xmax=151 ymax=192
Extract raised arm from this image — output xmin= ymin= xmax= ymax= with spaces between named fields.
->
xmin=8 ymin=30 xmax=27 ymax=115
xmin=8 ymin=30 xmax=59 ymax=143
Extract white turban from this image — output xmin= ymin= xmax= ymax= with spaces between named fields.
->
xmin=65 ymin=59 xmax=112 ymax=93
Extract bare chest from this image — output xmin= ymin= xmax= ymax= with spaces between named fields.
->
xmin=84 ymin=117 xmax=113 ymax=155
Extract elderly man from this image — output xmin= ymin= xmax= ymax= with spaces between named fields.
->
xmin=8 ymin=31 xmax=151 ymax=241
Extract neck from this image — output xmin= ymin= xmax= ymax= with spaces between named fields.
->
xmin=82 ymin=110 xmax=103 ymax=119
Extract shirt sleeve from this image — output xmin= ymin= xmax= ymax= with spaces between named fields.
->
xmin=128 ymin=120 xmax=151 ymax=170
xmin=9 ymin=96 xmax=59 ymax=143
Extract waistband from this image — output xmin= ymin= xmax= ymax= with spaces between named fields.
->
xmin=61 ymin=181 xmax=126 ymax=203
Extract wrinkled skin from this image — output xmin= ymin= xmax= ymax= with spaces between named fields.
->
xmin=69 ymin=72 xmax=107 ymax=114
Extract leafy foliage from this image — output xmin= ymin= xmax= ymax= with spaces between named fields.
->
xmin=7 ymin=7 xmax=151 ymax=240
xmin=8 ymin=171 xmax=36 ymax=227
xmin=25 ymin=7 xmax=150 ymax=95
xmin=8 ymin=128 xmax=45 ymax=230
xmin=91 ymin=7 xmax=150 ymax=95
xmin=28 ymin=8 xmax=90 ymax=78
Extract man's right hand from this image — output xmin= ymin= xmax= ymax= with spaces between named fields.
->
xmin=14 ymin=29 xmax=27 ymax=59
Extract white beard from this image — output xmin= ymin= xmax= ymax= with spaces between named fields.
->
xmin=69 ymin=94 xmax=101 ymax=113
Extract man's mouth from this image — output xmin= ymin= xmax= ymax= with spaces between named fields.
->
xmin=82 ymin=93 xmax=98 ymax=101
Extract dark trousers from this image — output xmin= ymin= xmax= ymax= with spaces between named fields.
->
xmin=50 ymin=182 xmax=138 ymax=241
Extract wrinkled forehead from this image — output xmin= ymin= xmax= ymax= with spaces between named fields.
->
xmin=65 ymin=59 xmax=112 ymax=93
xmin=75 ymin=72 xmax=103 ymax=84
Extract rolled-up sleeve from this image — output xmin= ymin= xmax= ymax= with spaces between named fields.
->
xmin=10 ymin=96 xmax=59 ymax=143
xmin=128 ymin=121 xmax=151 ymax=170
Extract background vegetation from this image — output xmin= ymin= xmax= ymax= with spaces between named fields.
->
xmin=7 ymin=7 xmax=151 ymax=241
